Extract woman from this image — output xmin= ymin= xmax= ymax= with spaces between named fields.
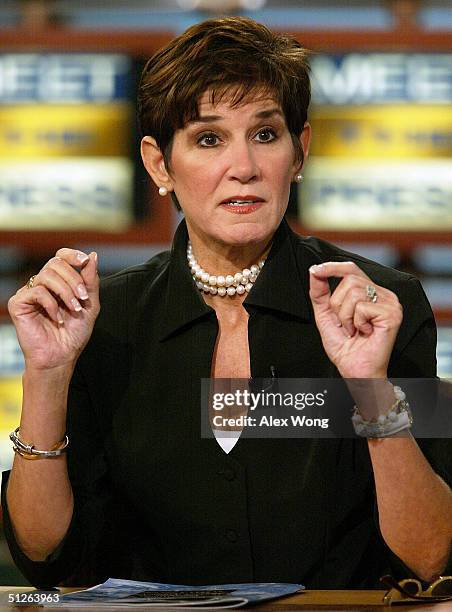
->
xmin=3 ymin=16 xmax=451 ymax=589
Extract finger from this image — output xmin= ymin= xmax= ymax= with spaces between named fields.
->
xmin=80 ymin=252 xmax=99 ymax=297
xmin=43 ymin=257 xmax=89 ymax=301
xmin=329 ymin=275 xmax=373 ymax=313
xmin=354 ymin=312 xmax=373 ymax=337
xmin=309 ymin=265 xmax=332 ymax=306
xmin=336 ymin=287 xmax=367 ymax=337
xmin=308 ymin=261 xmax=370 ymax=283
xmin=333 ymin=281 xmax=397 ymax=311
xmin=15 ymin=285 xmax=65 ymax=325
xmin=309 ymin=265 xmax=343 ymax=329
xmin=314 ymin=265 xmax=397 ymax=323
xmin=353 ymin=301 xmax=402 ymax=337
xmin=335 ymin=285 xmax=386 ymax=337
xmin=55 ymin=248 xmax=90 ymax=268
xmin=32 ymin=268 xmax=84 ymax=313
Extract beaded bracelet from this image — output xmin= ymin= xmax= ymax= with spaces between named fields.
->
xmin=351 ymin=385 xmax=413 ymax=438
xmin=9 ymin=427 xmax=69 ymax=460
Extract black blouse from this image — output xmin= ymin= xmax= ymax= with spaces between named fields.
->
xmin=2 ymin=219 xmax=451 ymax=589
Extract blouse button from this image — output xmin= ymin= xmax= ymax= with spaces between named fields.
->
xmin=225 ymin=529 xmax=239 ymax=543
xmin=217 ymin=467 xmax=236 ymax=481
xmin=223 ymin=468 xmax=236 ymax=481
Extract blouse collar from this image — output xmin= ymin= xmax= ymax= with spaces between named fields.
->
xmin=159 ymin=217 xmax=312 ymax=341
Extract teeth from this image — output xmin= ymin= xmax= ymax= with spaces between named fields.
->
xmin=227 ymin=200 xmax=256 ymax=205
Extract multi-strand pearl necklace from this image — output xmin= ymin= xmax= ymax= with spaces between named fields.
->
xmin=187 ymin=241 xmax=265 ymax=297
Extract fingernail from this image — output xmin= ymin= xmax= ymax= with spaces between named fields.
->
xmin=77 ymin=252 xmax=89 ymax=264
xmin=343 ymin=327 xmax=353 ymax=339
xmin=77 ymin=284 xmax=89 ymax=300
xmin=336 ymin=322 xmax=342 ymax=327
xmin=309 ymin=265 xmax=318 ymax=273
xmin=71 ymin=297 xmax=82 ymax=312
xmin=57 ymin=309 xmax=64 ymax=324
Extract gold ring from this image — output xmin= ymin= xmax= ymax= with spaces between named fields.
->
xmin=366 ymin=284 xmax=378 ymax=303
xmin=26 ymin=275 xmax=36 ymax=289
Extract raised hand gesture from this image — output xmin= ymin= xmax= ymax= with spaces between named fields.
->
xmin=8 ymin=249 xmax=100 ymax=372
xmin=309 ymin=262 xmax=403 ymax=379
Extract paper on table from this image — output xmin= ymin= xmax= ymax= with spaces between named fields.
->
xmin=46 ymin=578 xmax=304 ymax=608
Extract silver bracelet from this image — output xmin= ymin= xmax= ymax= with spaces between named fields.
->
xmin=351 ymin=385 xmax=413 ymax=438
xmin=9 ymin=427 xmax=69 ymax=459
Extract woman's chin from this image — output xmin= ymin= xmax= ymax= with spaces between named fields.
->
xmin=218 ymin=223 xmax=275 ymax=247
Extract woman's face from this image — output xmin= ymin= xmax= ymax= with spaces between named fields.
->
xmin=164 ymin=91 xmax=309 ymax=250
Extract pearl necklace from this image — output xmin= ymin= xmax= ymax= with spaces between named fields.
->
xmin=187 ymin=241 xmax=265 ymax=297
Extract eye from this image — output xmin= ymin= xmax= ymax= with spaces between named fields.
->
xmin=254 ymin=128 xmax=277 ymax=143
xmin=197 ymin=132 xmax=219 ymax=147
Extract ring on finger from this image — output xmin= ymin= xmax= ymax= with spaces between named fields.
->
xmin=366 ymin=284 xmax=378 ymax=303
xmin=26 ymin=275 xmax=36 ymax=289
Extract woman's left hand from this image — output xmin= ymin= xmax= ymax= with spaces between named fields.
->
xmin=309 ymin=262 xmax=403 ymax=379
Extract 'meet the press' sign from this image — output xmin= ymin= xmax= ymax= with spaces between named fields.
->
xmin=311 ymin=53 xmax=452 ymax=105
xmin=0 ymin=54 xmax=130 ymax=103
xmin=302 ymin=53 xmax=452 ymax=230
xmin=0 ymin=54 xmax=134 ymax=231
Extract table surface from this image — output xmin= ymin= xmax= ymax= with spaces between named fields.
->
xmin=1 ymin=586 xmax=452 ymax=610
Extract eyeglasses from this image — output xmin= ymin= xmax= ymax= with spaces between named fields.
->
xmin=381 ymin=574 xmax=452 ymax=605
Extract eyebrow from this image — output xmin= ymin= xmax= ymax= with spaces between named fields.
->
xmin=188 ymin=108 xmax=284 ymax=125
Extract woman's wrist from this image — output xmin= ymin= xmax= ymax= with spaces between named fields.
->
xmin=21 ymin=364 xmax=73 ymax=416
xmin=350 ymin=382 xmax=413 ymax=438
xmin=18 ymin=365 xmax=74 ymax=448
xmin=346 ymin=378 xmax=394 ymax=421
xmin=23 ymin=361 xmax=76 ymax=384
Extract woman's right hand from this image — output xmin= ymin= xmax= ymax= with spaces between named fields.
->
xmin=8 ymin=249 xmax=100 ymax=371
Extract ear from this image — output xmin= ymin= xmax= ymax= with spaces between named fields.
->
xmin=295 ymin=122 xmax=312 ymax=172
xmin=141 ymin=136 xmax=173 ymax=192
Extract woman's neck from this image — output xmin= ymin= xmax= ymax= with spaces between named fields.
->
xmin=187 ymin=236 xmax=271 ymax=277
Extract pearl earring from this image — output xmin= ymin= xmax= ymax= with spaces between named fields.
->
xmin=294 ymin=173 xmax=303 ymax=183
xmin=158 ymin=186 xmax=168 ymax=197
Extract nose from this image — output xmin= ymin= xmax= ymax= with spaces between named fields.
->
xmin=227 ymin=141 xmax=258 ymax=183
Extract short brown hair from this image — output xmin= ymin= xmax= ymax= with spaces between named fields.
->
xmin=138 ymin=16 xmax=311 ymax=169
